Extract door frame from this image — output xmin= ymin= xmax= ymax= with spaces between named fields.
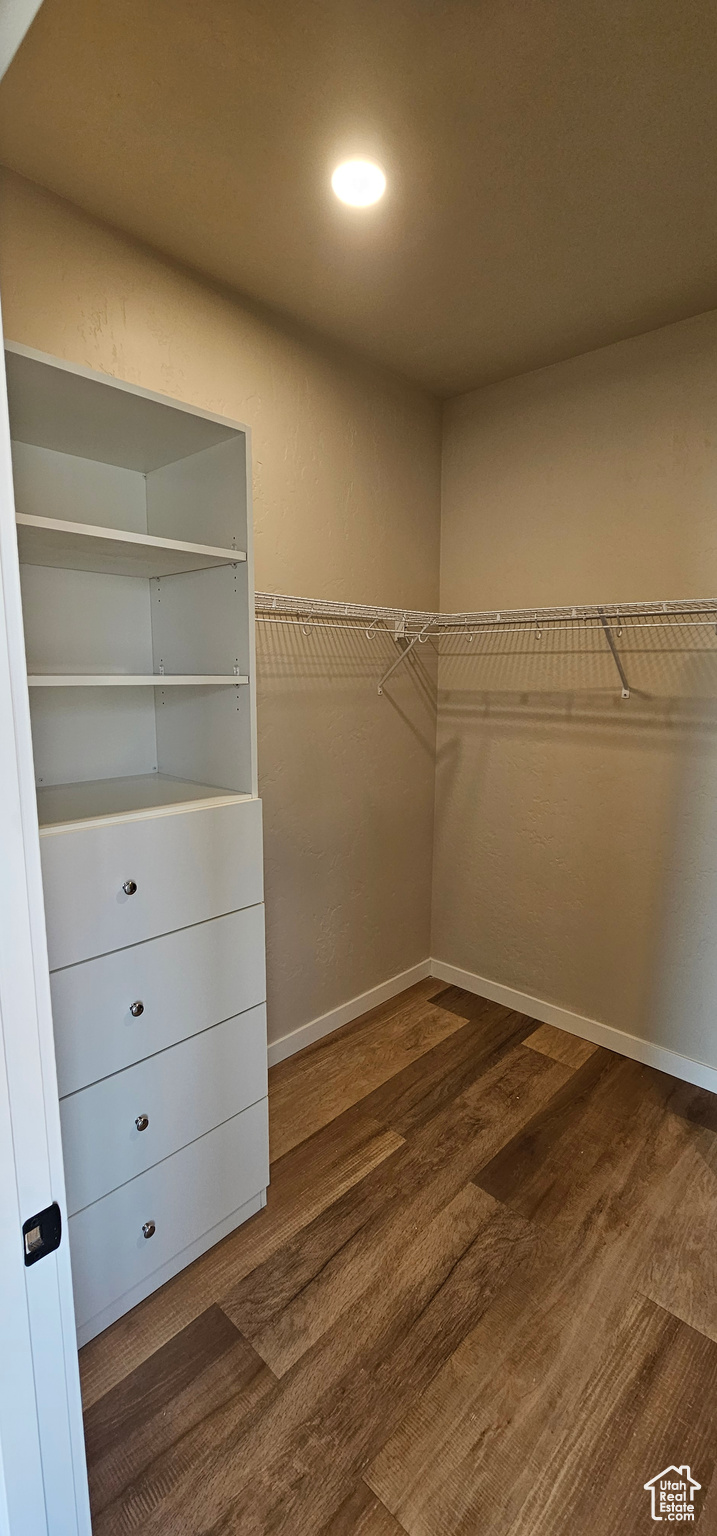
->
xmin=0 ymin=8 xmax=92 ymax=1518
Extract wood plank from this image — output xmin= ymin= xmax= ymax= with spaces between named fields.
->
xmin=428 ymin=984 xmax=505 ymax=1021
xmin=475 ymin=1046 xmax=617 ymax=1212
xmin=212 ymin=1193 xmax=534 ymax=1535
xmin=84 ymin=1304 xmax=242 ymax=1464
xmin=85 ymin=1309 xmax=274 ymax=1517
xmin=224 ymin=1044 xmax=570 ymax=1375
xmin=476 ymin=1053 xmax=704 ymax=1247
xmin=367 ymin=1062 xmax=717 ymax=1534
xmin=318 ymin=1483 xmax=406 ymax=1534
xmin=268 ymin=983 xmax=472 ymax=1161
xmin=80 ymin=1108 xmax=403 ymax=1409
xmin=639 ymin=1090 xmax=717 ymax=1343
xmin=90 ymin=1184 xmax=498 ymax=1533
xmin=110 ymin=1185 xmax=532 ymax=1536
xmin=359 ymin=1003 xmax=537 ymax=1139
xmin=500 ymin=1295 xmax=717 ymax=1536
xmin=369 ymin=1286 xmax=717 ymax=1536
xmin=524 ymin=1021 xmax=597 ymax=1070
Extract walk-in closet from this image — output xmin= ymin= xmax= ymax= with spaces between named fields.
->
xmin=1 ymin=4 xmax=717 ymax=1534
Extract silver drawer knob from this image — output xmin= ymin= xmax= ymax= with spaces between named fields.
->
xmin=142 ymin=1220 xmax=155 ymax=1239
xmin=129 ymin=1000 xmax=144 ymax=1017
xmin=122 ymin=879 xmax=138 ymax=896
xmin=135 ymin=1114 xmax=149 ymax=1132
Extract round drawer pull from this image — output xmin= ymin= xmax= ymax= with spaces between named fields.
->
xmin=135 ymin=1114 xmax=149 ymax=1132
xmin=142 ymin=1220 xmax=156 ymax=1240
xmin=122 ymin=879 xmax=138 ymax=896
xmin=129 ymin=1000 xmax=145 ymax=1017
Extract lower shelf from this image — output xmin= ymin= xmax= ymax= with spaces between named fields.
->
xmin=36 ymin=772 xmax=251 ymax=829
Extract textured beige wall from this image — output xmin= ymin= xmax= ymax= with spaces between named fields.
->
xmin=0 ymin=169 xmax=441 ymax=1045
xmin=434 ymin=311 xmax=717 ymax=1066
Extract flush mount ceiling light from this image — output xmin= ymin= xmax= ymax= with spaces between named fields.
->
xmin=331 ymin=158 xmax=386 ymax=207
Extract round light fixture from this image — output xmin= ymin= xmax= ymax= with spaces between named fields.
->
xmin=331 ymin=159 xmax=386 ymax=207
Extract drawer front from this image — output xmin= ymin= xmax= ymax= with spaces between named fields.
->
xmin=41 ymin=797 xmax=264 ymax=969
xmin=52 ymin=904 xmax=266 ymax=1096
xmin=61 ymin=1003 xmax=268 ymax=1214
xmin=68 ymin=1098 xmax=269 ymax=1331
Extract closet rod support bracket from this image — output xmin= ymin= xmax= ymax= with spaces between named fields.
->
xmin=598 ymin=610 xmax=631 ymax=699
xmin=377 ymin=622 xmax=432 ymax=695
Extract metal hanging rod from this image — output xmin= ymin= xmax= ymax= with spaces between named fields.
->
xmin=254 ymin=591 xmax=717 ymax=698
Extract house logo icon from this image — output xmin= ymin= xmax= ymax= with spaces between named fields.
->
xmin=643 ymin=1466 xmax=701 ymax=1522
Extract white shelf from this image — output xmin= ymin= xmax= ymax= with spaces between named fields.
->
xmin=28 ymin=674 xmax=249 ymax=687
xmin=36 ymin=773 xmax=252 ymax=830
xmin=16 ymin=514 xmax=246 ymax=578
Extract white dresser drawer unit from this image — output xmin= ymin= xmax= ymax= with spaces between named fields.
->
xmin=69 ymin=1099 xmax=270 ymax=1343
xmin=61 ymin=1003 xmax=268 ymax=1214
xmin=41 ymin=796 xmax=264 ymax=969
xmin=51 ymin=903 xmax=266 ymax=1096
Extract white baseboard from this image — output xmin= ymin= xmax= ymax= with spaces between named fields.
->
xmin=267 ymin=953 xmax=717 ymax=1097
xmin=267 ymin=959 xmax=433 ymax=1067
xmin=430 ymin=958 xmax=717 ymax=1096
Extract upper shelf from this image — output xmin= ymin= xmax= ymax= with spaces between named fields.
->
xmin=16 ymin=514 xmax=247 ymax=579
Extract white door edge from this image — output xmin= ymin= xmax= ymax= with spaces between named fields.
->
xmin=0 ymin=279 xmax=91 ymax=1532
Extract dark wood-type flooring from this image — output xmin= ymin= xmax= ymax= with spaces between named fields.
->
xmin=80 ymin=980 xmax=717 ymax=1533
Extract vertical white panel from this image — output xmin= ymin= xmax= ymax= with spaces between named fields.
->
xmin=150 ymin=560 xmax=251 ymax=790
xmin=20 ymin=564 xmax=155 ymax=674
xmin=155 ymin=685 xmax=252 ymax=791
xmin=30 ymin=687 xmax=158 ymax=785
xmin=11 ymin=441 xmax=148 ymax=532
xmin=242 ymin=425 xmax=258 ymax=797
xmin=150 ymin=561 xmax=250 ymax=674
xmin=146 ymin=434 xmax=247 ymax=549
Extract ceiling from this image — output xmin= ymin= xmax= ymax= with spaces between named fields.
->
xmin=2 ymin=0 xmax=717 ymax=396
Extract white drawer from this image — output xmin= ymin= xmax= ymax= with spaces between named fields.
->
xmin=68 ymin=1098 xmax=269 ymax=1332
xmin=40 ymin=797 xmax=264 ymax=969
xmin=61 ymin=1004 xmax=268 ymax=1214
xmin=51 ymin=905 xmax=266 ymax=1096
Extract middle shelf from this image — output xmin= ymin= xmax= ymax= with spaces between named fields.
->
xmin=27 ymin=674 xmax=249 ymax=687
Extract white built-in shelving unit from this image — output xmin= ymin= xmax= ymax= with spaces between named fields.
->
xmin=9 ymin=344 xmax=258 ymax=819
xmin=7 ymin=342 xmax=268 ymax=1344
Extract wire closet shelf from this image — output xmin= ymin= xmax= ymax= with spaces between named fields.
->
xmin=254 ymin=592 xmax=717 ymax=698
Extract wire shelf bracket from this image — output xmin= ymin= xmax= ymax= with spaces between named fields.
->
xmin=377 ymin=622 xmax=432 ymax=696
xmin=598 ymin=609 xmax=631 ymax=699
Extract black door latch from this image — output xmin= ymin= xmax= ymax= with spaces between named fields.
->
xmin=22 ymin=1202 xmax=62 ymax=1266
